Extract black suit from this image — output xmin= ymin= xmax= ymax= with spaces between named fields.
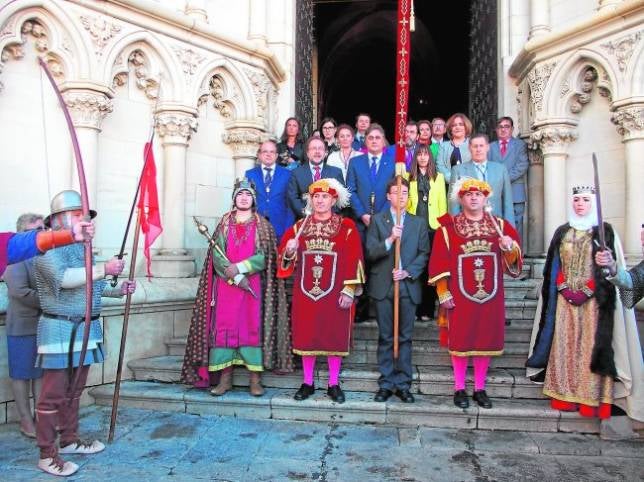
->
xmin=366 ymin=210 xmax=429 ymax=391
xmin=287 ymin=162 xmax=345 ymax=218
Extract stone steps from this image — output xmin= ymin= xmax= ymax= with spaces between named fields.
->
xmin=128 ymin=356 xmax=545 ymax=399
xmin=90 ymin=381 xmax=598 ymax=434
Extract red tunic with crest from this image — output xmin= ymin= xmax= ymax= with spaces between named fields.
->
xmin=278 ymin=214 xmax=364 ymax=356
xmin=428 ymin=213 xmax=522 ymax=356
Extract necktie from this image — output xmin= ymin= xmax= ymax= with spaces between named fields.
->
xmin=500 ymin=140 xmax=508 ymax=157
xmin=370 ymin=156 xmax=378 ymax=183
xmin=313 ymin=166 xmax=321 ymax=181
xmin=450 ymin=146 xmax=461 ymax=167
xmin=263 ymin=167 xmax=272 ymax=186
xmin=475 ymin=163 xmax=487 ymax=181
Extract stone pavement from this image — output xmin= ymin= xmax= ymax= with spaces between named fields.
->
xmin=0 ymin=406 xmax=642 ymax=481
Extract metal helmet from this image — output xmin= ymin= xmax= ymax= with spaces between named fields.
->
xmin=44 ymin=190 xmax=97 ymax=227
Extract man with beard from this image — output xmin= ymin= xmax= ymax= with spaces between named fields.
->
xmin=181 ymin=179 xmax=292 ymax=394
xmin=34 ymin=190 xmax=135 ymax=477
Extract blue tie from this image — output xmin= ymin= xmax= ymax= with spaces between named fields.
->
xmin=370 ymin=156 xmax=378 ymax=183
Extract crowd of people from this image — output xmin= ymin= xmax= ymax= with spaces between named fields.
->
xmin=2 ymin=112 xmax=642 ymax=477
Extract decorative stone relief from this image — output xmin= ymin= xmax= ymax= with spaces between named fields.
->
xmin=209 ymin=75 xmax=235 ymax=119
xmin=529 ymin=126 xmax=578 ymax=155
xmin=527 ymin=62 xmax=556 ymax=112
xmin=172 ymin=46 xmax=205 ymax=77
xmin=600 ymin=31 xmax=642 ymax=72
xmin=611 ymin=106 xmax=644 ymax=140
xmin=128 ymin=49 xmax=159 ymax=99
xmin=222 ymin=128 xmax=265 ymax=158
xmin=21 ymin=20 xmax=48 ymax=52
xmin=243 ymin=66 xmax=271 ymax=121
xmin=569 ymin=67 xmax=597 ymax=114
xmin=559 ymin=79 xmax=570 ymax=98
xmin=527 ymin=146 xmax=544 ymax=166
xmin=63 ymin=90 xmax=113 ymax=129
xmin=80 ymin=15 xmax=121 ymax=57
xmin=155 ymin=112 xmax=198 ymax=143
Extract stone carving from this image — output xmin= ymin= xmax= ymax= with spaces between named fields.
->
xmin=210 ymin=75 xmax=234 ymax=119
xmin=570 ymin=67 xmax=597 ymax=114
xmin=611 ymin=106 xmax=643 ymax=140
xmin=222 ymin=128 xmax=265 ymax=158
xmin=128 ymin=49 xmax=159 ymax=99
xmin=155 ymin=112 xmax=198 ymax=142
xmin=21 ymin=20 xmax=48 ymax=52
xmin=560 ymin=79 xmax=570 ymax=98
xmin=527 ymin=147 xmax=544 ymax=166
xmin=1 ymin=44 xmax=24 ymax=61
xmin=80 ymin=15 xmax=121 ymax=57
xmin=529 ymin=126 xmax=578 ymax=155
xmin=600 ymin=31 xmax=642 ymax=72
xmin=63 ymin=90 xmax=113 ymax=129
xmin=527 ymin=62 xmax=556 ymax=112
xmin=243 ymin=66 xmax=271 ymax=121
xmin=172 ymin=46 xmax=205 ymax=76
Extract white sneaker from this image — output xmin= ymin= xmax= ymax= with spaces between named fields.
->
xmin=59 ymin=439 xmax=106 ymax=455
xmin=38 ymin=457 xmax=79 ymax=477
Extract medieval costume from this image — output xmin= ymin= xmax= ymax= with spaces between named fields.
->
xmin=527 ymin=187 xmax=643 ymax=423
xmin=181 ymin=179 xmax=293 ymax=396
xmin=607 ymin=262 xmax=644 ymax=310
xmin=429 ymin=178 xmax=522 ymax=409
xmin=278 ymin=178 xmax=365 ymax=403
xmin=33 ymin=190 xmax=131 ymax=477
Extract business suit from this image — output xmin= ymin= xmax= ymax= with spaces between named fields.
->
xmin=488 ymin=137 xmax=529 ymax=241
xmin=352 ymin=134 xmax=367 ymax=151
xmin=436 ymin=139 xmax=471 ymax=183
xmin=449 ymin=161 xmax=515 ymax=222
xmin=287 ymin=162 xmax=345 ymax=218
xmin=346 ymin=151 xmax=396 ymax=238
xmin=366 ymin=210 xmax=429 ymax=391
xmin=245 ymin=164 xmax=294 ymax=239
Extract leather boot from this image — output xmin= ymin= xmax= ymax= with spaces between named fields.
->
xmin=248 ymin=371 xmax=265 ymax=397
xmin=210 ymin=369 xmax=232 ymax=396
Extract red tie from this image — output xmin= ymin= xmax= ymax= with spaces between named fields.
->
xmin=313 ymin=166 xmax=321 ymax=181
xmin=500 ymin=140 xmax=508 ymax=156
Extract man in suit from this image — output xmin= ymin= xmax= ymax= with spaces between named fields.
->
xmin=367 ymin=177 xmax=429 ymax=404
xmin=386 ymin=121 xmax=418 ymax=171
xmin=449 ymin=133 xmax=514 ymax=223
xmin=488 ymin=116 xmax=529 ymax=242
xmin=287 ymin=136 xmax=344 ymax=219
xmin=351 ymin=113 xmax=371 ymax=151
xmin=245 ymin=140 xmax=294 ymax=239
xmin=346 ymin=123 xmax=396 ymax=239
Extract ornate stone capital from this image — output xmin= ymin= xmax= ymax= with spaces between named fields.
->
xmin=62 ymin=89 xmax=113 ymax=130
xmin=222 ymin=127 xmax=266 ymax=159
xmin=155 ymin=111 xmax=198 ymax=145
xmin=530 ymin=125 xmax=578 ymax=156
xmin=611 ymin=104 xmax=644 ymax=141
xmin=527 ymin=61 xmax=556 ymax=112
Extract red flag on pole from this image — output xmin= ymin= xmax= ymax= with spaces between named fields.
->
xmin=394 ymin=0 xmax=412 ymax=172
xmin=137 ymin=142 xmax=163 ymax=278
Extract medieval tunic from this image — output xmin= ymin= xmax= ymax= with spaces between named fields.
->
xmin=181 ymin=213 xmax=293 ymax=386
xmin=428 ymin=213 xmax=522 ymax=356
xmin=209 ymin=216 xmax=264 ymax=372
xmin=278 ymin=214 xmax=364 ymax=356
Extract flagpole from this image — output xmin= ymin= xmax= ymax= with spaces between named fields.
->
xmin=108 ymin=206 xmax=142 ymax=443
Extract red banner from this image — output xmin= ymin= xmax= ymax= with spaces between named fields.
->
xmin=394 ymin=0 xmax=411 ymax=165
xmin=137 ymin=142 xmax=163 ymax=278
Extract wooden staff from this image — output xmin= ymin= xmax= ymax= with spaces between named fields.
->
xmin=393 ymin=175 xmax=402 ymax=359
xmin=108 ymin=208 xmax=141 ymax=443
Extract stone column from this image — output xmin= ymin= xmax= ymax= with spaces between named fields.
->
xmin=612 ymin=102 xmax=644 ymax=261
xmin=530 ymin=125 xmax=578 ymax=250
xmin=528 ymin=0 xmax=551 ymax=39
xmin=153 ymin=105 xmax=198 ymax=277
xmin=60 ymin=81 xmax=114 ymax=207
xmin=248 ymin=0 xmax=267 ymax=45
xmin=525 ymin=146 xmax=544 ymax=256
xmin=222 ymin=126 xmax=265 ymax=180
xmin=185 ymin=0 xmax=208 ymax=22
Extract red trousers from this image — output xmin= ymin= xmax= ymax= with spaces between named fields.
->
xmin=36 ymin=367 xmax=89 ymax=458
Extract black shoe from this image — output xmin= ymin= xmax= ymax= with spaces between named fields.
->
xmin=529 ymin=371 xmax=545 ymax=384
xmin=472 ymin=390 xmax=492 ymax=409
xmin=327 ymin=385 xmax=345 ymax=404
xmin=453 ymin=389 xmax=469 ymax=409
xmin=396 ymin=389 xmax=415 ymax=403
xmin=374 ymin=388 xmax=393 ymax=402
xmin=294 ymin=383 xmax=315 ymax=401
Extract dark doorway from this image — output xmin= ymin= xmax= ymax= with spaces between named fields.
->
xmin=314 ymin=0 xmax=471 ymax=139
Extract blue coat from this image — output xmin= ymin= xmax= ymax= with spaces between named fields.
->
xmin=346 ymin=151 xmax=396 ymax=233
xmin=488 ymin=137 xmax=529 ymax=203
xmin=245 ymin=165 xmax=294 ymax=239
xmin=287 ymin=163 xmax=345 ymax=218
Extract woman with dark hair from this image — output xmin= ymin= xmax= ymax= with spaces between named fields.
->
xmin=407 ymin=144 xmax=447 ymax=320
xmin=319 ymin=117 xmax=338 ymax=158
xmin=436 ymin=113 xmax=472 ymax=183
xmin=326 ymin=123 xmax=361 ymax=181
xmin=277 ymin=117 xmax=305 ymax=171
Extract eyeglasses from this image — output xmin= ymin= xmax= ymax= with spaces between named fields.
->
xmin=322 ymin=126 xmax=335 ymax=130
xmin=497 ymin=124 xmax=512 ymax=129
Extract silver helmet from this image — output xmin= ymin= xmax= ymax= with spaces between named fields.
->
xmin=44 ymin=190 xmax=97 ymax=227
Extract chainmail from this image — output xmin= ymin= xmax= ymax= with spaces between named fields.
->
xmin=620 ymin=261 xmax=644 ymax=309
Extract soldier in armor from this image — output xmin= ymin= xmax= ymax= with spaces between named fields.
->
xmin=33 ymin=190 xmax=136 ymax=477
xmin=428 ymin=178 xmax=522 ymax=409
xmin=278 ymin=178 xmax=364 ymax=404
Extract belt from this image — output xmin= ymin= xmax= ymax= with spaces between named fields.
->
xmin=42 ymin=313 xmax=100 ymax=322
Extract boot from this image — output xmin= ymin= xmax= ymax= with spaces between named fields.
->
xmin=248 ymin=371 xmax=265 ymax=397
xmin=210 ymin=368 xmax=232 ymax=396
